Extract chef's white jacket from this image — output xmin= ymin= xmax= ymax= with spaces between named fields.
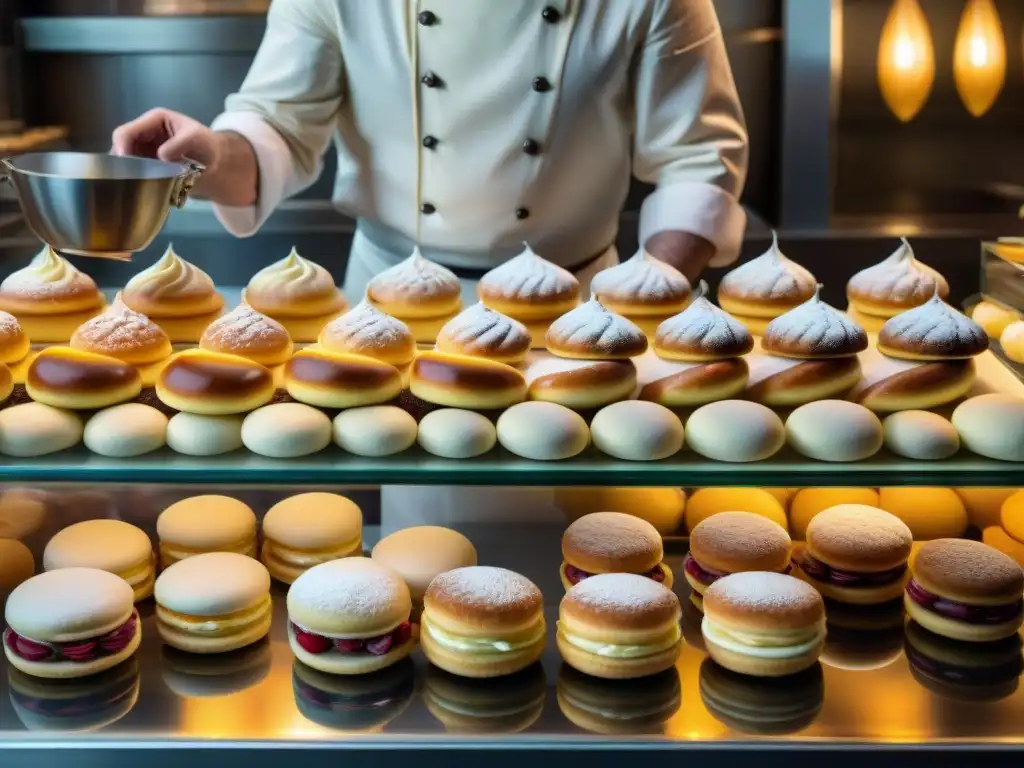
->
xmin=212 ymin=0 xmax=749 ymax=269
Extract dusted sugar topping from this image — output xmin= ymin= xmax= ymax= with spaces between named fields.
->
xmin=763 ymin=286 xmax=868 ymax=357
xmin=245 ymin=247 xmax=344 ymax=313
xmin=847 ymin=239 xmax=949 ymax=306
xmin=478 ymin=244 xmax=579 ymax=303
xmin=0 ymin=246 xmax=101 ymax=305
xmin=914 ymin=539 xmax=1024 ymax=596
xmin=367 ymin=247 xmax=461 ymax=307
xmin=879 ymin=292 xmax=988 ymax=358
xmin=427 ymin=566 xmax=542 ymax=611
xmin=569 ymin=572 xmax=677 ymax=613
xmin=563 ymin=511 xmax=660 ymax=561
xmin=71 ymin=295 xmax=169 ymax=355
xmin=200 ymin=304 xmax=290 ymax=354
xmin=288 ymin=558 xmax=409 ymax=623
xmin=718 ymin=232 xmax=817 ymax=301
xmin=806 ymin=504 xmax=911 ymax=565
xmin=319 ymin=300 xmax=414 ymax=358
xmin=123 ymin=244 xmax=218 ymax=306
xmin=705 ymin=571 xmax=823 ymax=614
xmin=691 ymin=511 xmax=790 ymax=561
xmin=436 ymin=303 xmax=531 ymax=358
xmin=655 ymin=281 xmax=753 ymax=359
xmin=546 ymin=299 xmax=648 ymax=358
xmin=590 ymin=249 xmax=691 ymax=306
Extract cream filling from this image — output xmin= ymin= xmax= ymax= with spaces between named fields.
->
xmin=157 ymin=595 xmax=271 ymax=635
xmin=701 ymin=617 xmax=825 ymax=659
xmin=160 ymin=537 xmax=256 ymax=563
xmin=422 ymin=615 xmax=545 ymax=655
xmin=263 ymin=537 xmax=361 ymax=568
xmin=559 ymin=624 xmax=681 ymax=659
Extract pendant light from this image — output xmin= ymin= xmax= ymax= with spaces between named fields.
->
xmin=877 ymin=0 xmax=936 ymax=122
xmin=953 ymin=0 xmax=1006 ymax=117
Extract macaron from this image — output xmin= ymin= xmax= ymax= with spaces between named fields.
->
xmin=685 ymin=511 xmax=792 ymax=610
xmin=4 ymin=568 xmax=141 ymax=679
xmin=701 ymin=571 xmax=826 ymax=677
xmin=557 ymin=665 xmax=681 ymax=735
xmin=288 ymin=558 xmax=414 ymax=675
xmin=292 ymin=658 xmax=416 ymax=732
xmin=421 ymin=566 xmax=545 ymax=678
xmin=161 ymin=643 xmax=272 ymax=698
xmin=155 ymin=552 xmax=272 ymax=654
xmin=424 ymin=663 xmax=546 ymax=734
xmin=557 ymin=573 xmax=682 ymax=679
xmin=905 ymin=539 xmax=1024 ymax=642
xmin=796 ymin=504 xmax=913 ymax=605
xmin=261 ymin=492 xmax=363 ymax=584
xmin=371 ymin=526 xmax=478 ymax=614
xmin=560 ymin=512 xmax=672 ymax=591
xmin=43 ymin=519 xmax=156 ymax=602
xmin=156 ymin=495 xmax=257 ymax=568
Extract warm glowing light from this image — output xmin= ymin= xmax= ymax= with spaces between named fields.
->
xmin=954 ymin=0 xmax=1007 ymax=117
xmin=877 ymin=0 xmax=935 ymax=122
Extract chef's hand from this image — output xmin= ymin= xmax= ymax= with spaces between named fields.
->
xmin=111 ymin=108 xmax=257 ymax=206
xmin=644 ymin=231 xmax=716 ymax=284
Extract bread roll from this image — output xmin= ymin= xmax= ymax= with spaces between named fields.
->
xmin=367 ymin=247 xmax=462 ymax=319
xmin=478 ymin=244 xmax=580 ymax=322
xmin=0 ymin=403 xmax=82 ymax=457
xmin=84 ymin=403 xmax=168 ymax=457
xmin=333 ymin=406 xmax=417 ymax=457
xmin=156 ymin=349 xmax=274 ymax=415
xmin=883 ymin=410 xmax=960 ymax=460
xmin=418 ymin=409 xmax=497 ymax=458
xmin=590 ymin=401 xmax=684 ymax=461
xmin=745 ymin=354 xmax=862 ymax=407
xmin=852 ymin=351 xmax=975 ymax=413
xmin=411 ymin=351 xmax=526 ymax=410
xmin=590 ymin=249 xmax=691 ymax=316
xmin=199 ymin=304 xmax=293 ymax=367
xmin=166 ymin=412 xmax=244 ymax=456
xmin=496 ymin=402 xmax=589 ymax=460
xmin=878 ymin=293 xmax=988 ymax=361
xmin=285 ymin=349 xmax=402 ymax=409
xmin=951 ymin=394 xmax=1024 ymax=462
xmin=685 ymin=401 xmax=785 ymax=463
xmin=318 ymin=300 xmax=416 ymax=366
xmin=241 ymin=403 xmax=332 ymax=458
xmin=27 ymin=347 xmax=142 ymax=410
xmin=717 ymin=234 xmax=816 ymax=319
xmin=436 ymin=303 xmax=531 ymax=364
xmin=846 ymin=239 xmax=949 ymax=318
xmin=785 ymin=401 xmax=883 ymax=462
xmin=524 ymin=353 xmax=636 ymax=410
xmin=637 ymin=353 xmax=748 ymax=407
xmin=545 ymin=299 xmax=648 ymax=360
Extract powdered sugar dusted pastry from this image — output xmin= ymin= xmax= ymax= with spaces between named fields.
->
xmin=0 ymin=311 xmax=30 ymax=365
xmin=367 ymin=247 xmax=462 ymax=319
xmin=762 ymin=286 xmax=868 ymax=359
xmin=318 ymin=300 xmax=415 ymax=367
xmin=590 ymin=249 xmax=692 ymax=316
xmin=654 ymin=282 xmax=753 ymax=361
xmin=847 ymin=239 xmax=949 ymax=319
xmin=436 ymin=303 xmax=532 ymax=365
xmin=878 ymin=291 xmax=989 ymax=361
xmin=200 ymin=304 xmax=294 ymax=368
xmin=478 ymin=244 xmax=580 ymax=320
xmin=717 ymin=233 xmax=817 ymax=322
xmin=71 ymin=295 xmax=171 ymax=369
xmin=546 ymin=299 xmax=648 ymax=360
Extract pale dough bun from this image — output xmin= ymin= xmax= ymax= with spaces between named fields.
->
xmin=166 ymin=412 xmax=244 ymax=456
xmin=745 ymin=355 xmax=862 ymax=407
xmin=27 ymin=347 xmax=142 ymax=410
xmin=590 ymin=401 xmax=684 ymax=461
xmin=157 ymin=495 xmax=257 ymax=567
xmin=524 ymin=354 xmax=637 ymax=410
xmin=685 ymin=488 xmax=788 ymax=533
xmin=1000 ymin=320 xmax=1024 ymax=364
xmin=878 ymin=293 xmax=988 ymax=361
xmin=545 ymin=298 xmax=648 ymax=359
xmin=972 ymin=301 xmax=1021 ymax=339
xmin=157 ymin=349 xmax=274 ymax=415
xmin=285 ymin=348 xmax=402 ymax=409
xmin=854 ymin=356 xmax=975 ymax=413
xmin=883 ymin=410 xmax=960 ymax=460
xmin=367 ymin=247 xmax=462 ymax=319
xmin=762 ymin=290 xmax=868 ymax=359
xmin=318 ymin=300 xmax=416 ymax=366
xmin=122 ymin=244 xmax=223 ymax=318
xmin=242 ymin=247 xmax=347 ymax=318
xmin=372 ymin=526 xmax=478 ymax=602
xmin=952 ymin=394 xmax=1024 ymax=461
xmin=84 ymin=404 xmax=167 ymax=458
xmin=411 ymin=351 xmax=527 ymax=410
xmin=436 ymin=303 xmax=532 ymax=365
xmin=477 ymin=244 xmax=580 ymax=320
xmin=0 ymin=403 xmax=82 ymax=457
xmin=496 ymin=401 xmax=590 ymax=460
xmin=43 ymin=519 xmax=155 ymax=601
xmin=785 ymin=400 xmax=883 ymax=462
xmin=553 ymin=487 xmax=686 ymax=535
xmin=789 ymin=488 xmax=880 ymax=540
xmin=0 ymin=311 xmax=29 ymax=365
xmin=846 ymin=239 xmax=949 ymax=318
xmin=70 ymin=295 xmax=172 ymax=366
xmin=241 ymin=403 xmax=332 ymax=458
xmin=417 ymin=408 xmax=497 ymax=459
xmin=685 ymin=400 xmax=785 ymax=463
xmin=717 ymin=234 xmax=817 ymax=318
xmin=878 ymin=487 xmax=967 ymax=540
xmin=333 ymin=406 xmax=417 ymax=457
xmin=589 ymin=249 xmax=692 ymax=316
xmin=0 ymin=539 xmax=34 ymax=598
xmin=199 ymin=304 xmax=294 ymax=367
xmin=636 ymin=353 xmax=749 ymax=407
xmin=653 ymin=289 xmax=753 ymax=362
xmin=956 ymin=487 xmax=1017 ymax=530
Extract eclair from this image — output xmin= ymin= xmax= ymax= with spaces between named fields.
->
xmin=156 ymin=349 xmax=274 ymax=415
xmin=410 ymin=350 xmax=526 ymax=410
xmin=561 ymin=512 xmax=672 ymax=591
xmin=27 ymin=347 xmax=142 ymax=410
xmin=285 ymin=348 xmax=403 ymax=409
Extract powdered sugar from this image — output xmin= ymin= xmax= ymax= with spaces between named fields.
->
xmin=764 ymin=288 xmax=867 ymax=356
xmin=915 ymin=539 xmax=1023 ymax=594
xmin=590 ymin=249 xmax=691 ymax=304
xmin=427 ymin=566 xmax=541 ymax=611
xmin=321 ymin=300 xmax=413 ymax=353
xmin=848 ymin=239 xmax=949 ymax=304
xmin=478 ymin=244 xmax=579 ymax=302
xmin=691 ymin=511 xmax=790 ymax=560
xmin=0 ymin=311 xmax=23 ymax=339
xmin=718 ymin=233 xmax=816 ymax=300
xmin=705 ymin=571 xmax=822 ymax=612
xmin=288 ymin=558 xmax=408 ymax=622
xmin=200 ymin=304 xmax=289 ymax=352
xmin=546 ymin=299 xmax=648 ymax=357
xmin=807 ymin=504 xmax=911 ymax=561
xmin=655 ymin=295 xmax=752 ymax=358
xmin=0 ymin=245 xmax=98 ymax=300
xmin=72 ymin=296 xmax=167 ymax=352
xmin=879 ymin=293 xmax=988 ymax=357
xmin=437 ymin=303 xmax=531 ymax=356
xmin=367 ymin=247 xmax=460 ymax=303
xmin=569 ymin=572 xmax=677 ymax=613
xmin=564 ymin=512 xmax=660 ymax=561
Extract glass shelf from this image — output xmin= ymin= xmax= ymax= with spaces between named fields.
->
xmin=0 ymin=444 xmax=1019 ymax=487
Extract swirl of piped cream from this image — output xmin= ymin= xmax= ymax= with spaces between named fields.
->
xmin=878 ymin=289 xmax=989 ymax=361
xmin=319 ymin=299 xmax=416 ymax=366
xmin=718 ymin=232 xmax=817 ymax=314
xmin=847 ymin=238 xmax=950 ymax=316
xmin=763 ymin=285 xmax=868 ymax=359
xmin=477 ymin=244 xmax=580 ymax=316
xmin=590 ymin=249 xmax=692 ymax=315
xmin=366 ymin=246 xmax=462 ymax=318
xmin=436 ymin=302 xmax=532 ymax=364
xmin=244 ymin=246 xmax=346 ymax=317
xmin=0 ymin=245 xmax=103 ymax=314
xmin=123 ymin=244 xmax=223 ymax=317
xmin=70 ymin=294 xmax=171 ymax=365
xmin=545 ymin=298 xmax=649 ymax=359
xmin=654 ymin=281 xmax=753 ymax=361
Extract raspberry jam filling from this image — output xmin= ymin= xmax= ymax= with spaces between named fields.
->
xmin=3 ymin=611 xmax=138 ymax=663
xmin=565 ymin=563 xmax=665 ymax=586
xmin=684 ymin=553 xmax=791 ymax=586
xmin=906 ymin=579 xmax=1024 ymax=625
xmin=292 ymin=621 xmax=412 ymax=656
xmin=799 ymin=554 xmax=906 ymax=588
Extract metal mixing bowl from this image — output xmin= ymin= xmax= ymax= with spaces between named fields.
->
xmin=0 ymin=152 xmax=204 ymax=259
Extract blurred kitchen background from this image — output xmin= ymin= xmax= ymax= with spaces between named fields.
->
xmin=1 ymin=0 xmax=1023 ymax=305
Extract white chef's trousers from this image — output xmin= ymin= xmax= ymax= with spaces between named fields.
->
xmin=343 ymin=220 xmax=618 ymax=536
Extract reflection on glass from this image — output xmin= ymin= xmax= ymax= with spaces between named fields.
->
xmin=292 ymin=657 xmax=415 ymax=733
xmin=877 ymin=0 xmax=936 ymax=122
xmin=423 ymin=662 xmax=545 ymax=734
xmin=557 ymin=664 xmax=681 ymax=735
xmin=953 ymin=0 xmax=1007 ymax=117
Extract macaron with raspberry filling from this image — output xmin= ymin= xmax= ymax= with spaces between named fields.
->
xmin=4 ymin=568 xmax=141 ymax=679
xmin=561 ymin=512 xmax=672 ymax=591
xmin=288 ymin=558 xmax=414 ymax=675
xmin=905 ymin=538 xmax=1024 ymax=642
xmin=685 ymin=512 xmax=792 ymax=610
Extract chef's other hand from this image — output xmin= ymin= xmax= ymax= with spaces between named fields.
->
xmin=644 ymin=231 xmax=717 ymax=284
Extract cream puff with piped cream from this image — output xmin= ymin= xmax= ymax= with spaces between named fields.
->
xmin=846 ymin=239 xmax=949 ymax=332
xmin=122 ymin=244 xmax=224 ymax=342
xmin=590 ymin=249 xmax=692 ymax=336
xmin=261 ymin=493 xmax=363 ymax=584
xmin=0 ymin=246 xmax=105 ymax=342
xmin=200 ymin=304 xmax=293 ymax=388
xmin=561 ymin=512 xmax=673 ymax=591
xmin=243 ymin=247 xmax=347 ymax=342
xmin=70 ymin=295 xmax=172 ymax=387
xmin=367 ymin=247 xmax=462 ymax=342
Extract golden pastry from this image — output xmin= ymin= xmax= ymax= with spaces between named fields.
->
xmin=71 ymin=295 xmax=172 ymax=387
xmin=200 ymin=303 xmax=293 ymax=387
xmin=846 ymin=239 xmax=949 ymax=320
xmin=590 ymin=249 xmax=692 ymax=336
xmin=367 ymin=247 xmax=462 ymax=342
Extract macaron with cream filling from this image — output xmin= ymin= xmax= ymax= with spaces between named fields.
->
xmin=261 ymin=493 xmax=363 ymax=584
xmin=43 ymin=519 xmax=156 ymax=602
xmin=561 ymin=512 xmax=673 ymax=591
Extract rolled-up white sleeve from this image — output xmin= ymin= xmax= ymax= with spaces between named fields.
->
xmin=633 ymin=0 xmax=749 ymax=267
xmin=210 ymin=0 xmax=344 ymax=237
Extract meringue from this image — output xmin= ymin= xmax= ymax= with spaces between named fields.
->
xmin=847 ymin=239 xmax=950 ymax=318
xmin=762 ymin=286 xmax=868 ymax=359
xmin=366 ymin=247 xmax=462 ymax=319
xmin=717 ymin=232 xmax=817 ymax=318
xmin=436 ymin=303 xmax=532 ymax=364
xmin=878 ymin=291 xmax=989 ymax=361
xmin=654 ymin=281 xmax=753 ymax=361
xmin=546 ymin=298 xmax=648 ymax=360
xmin=0 ymin=245 xmax=103 ymax=315
xmin=318 ymin=300 xmax=416 ymax=366
xmin=244 ymin=247 xmax=346 ymax=318
xmin=590 ymin=249 xmax=691 ymax=316
xmin=478 ymin=244 xmax=580 ymax=319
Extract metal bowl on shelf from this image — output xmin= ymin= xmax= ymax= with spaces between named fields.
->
xmin=0 ymin=152 xmax=203 ymax=260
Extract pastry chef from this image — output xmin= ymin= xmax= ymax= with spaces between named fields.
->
xmin=112 ymin=0 xmax=748 ymax=537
